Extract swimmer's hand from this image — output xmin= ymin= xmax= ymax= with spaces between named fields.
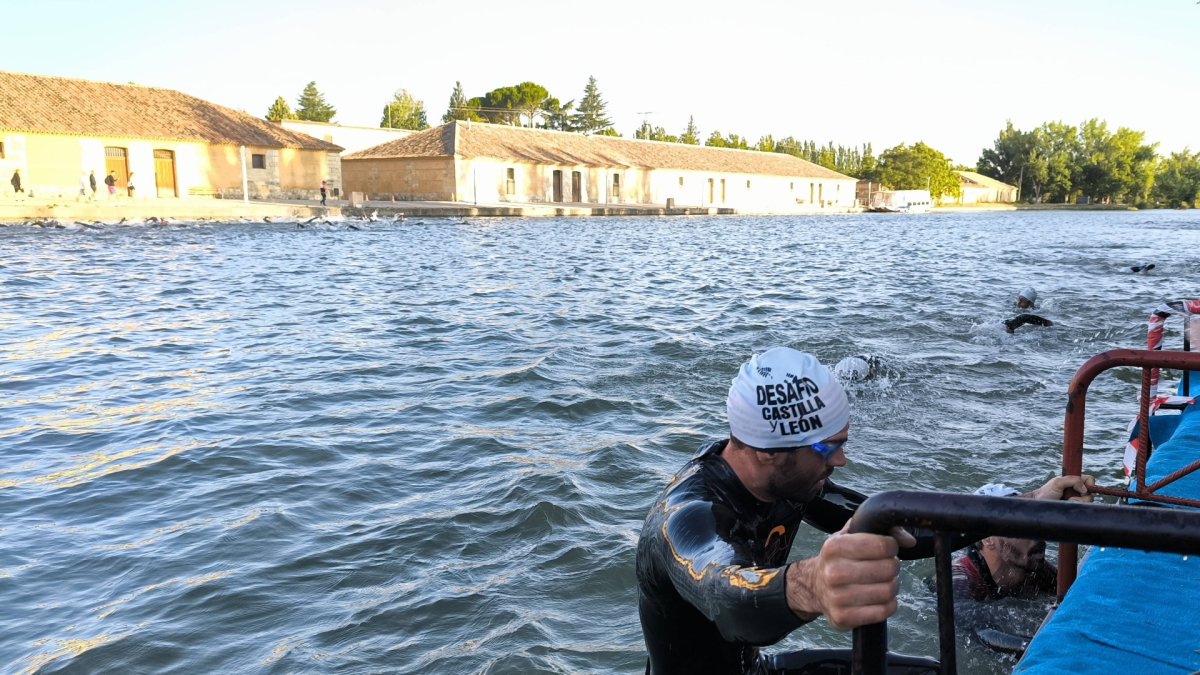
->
xmin=785 ymin=522 xmax=915 ymax=631
xmin=1028 ymin=474 xmax=1095 ymax=502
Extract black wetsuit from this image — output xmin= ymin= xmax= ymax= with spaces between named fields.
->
xmin=637 ymin=440 xmax=946 ymax=675
xmin=1003 ymin=313 xmax=1052 ymax=333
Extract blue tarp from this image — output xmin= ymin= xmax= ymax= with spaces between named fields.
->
xmin=1016 ymin=403 xmax=1200 ymax=674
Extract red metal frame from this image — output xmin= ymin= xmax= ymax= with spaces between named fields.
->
xmin=1058 ymin=348 xmax=1200 ymax=598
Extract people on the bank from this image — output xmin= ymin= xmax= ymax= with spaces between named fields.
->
xmin=1006 ymin=287 xmax=1052 ymax=333
xmin=89 ymin=170 xmax=98 ymax=199
xmin=10 ymin=168 xmax=23 ymax=196
xmin=320 ymin=180 xmax=328 ymax=206
xmin=635 ymin=347 xmax=1092 ymax=674
xmin=127 ymin=172 xmax=136 ymax=199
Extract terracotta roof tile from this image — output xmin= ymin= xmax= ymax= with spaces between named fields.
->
xmin=346 ymin=122 xmax=853 ymax=180
xmin=0 ymin=71 xmax=341 ymax=151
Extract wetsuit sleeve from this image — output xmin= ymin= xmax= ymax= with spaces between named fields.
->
xmin=1004 ymin=314 xmax=1053 ymax=332
xmin=659 ymin=500 xmax=809 ymax=645
xmin=802 ymin=481 xmax=979 ymax=560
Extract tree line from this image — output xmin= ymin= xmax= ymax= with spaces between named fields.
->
xmin=264 ymin=80 xmax=1198 ymax=209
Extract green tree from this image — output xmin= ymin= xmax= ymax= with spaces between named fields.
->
xmin=1028 ymin=121 xmax=1077 ymax=203
xmin=541 ymin=97 xmax=575 ymax=131
xmin=755 ymin=135 xmax=775 ymax=152
xmin=679 ymin=116 xmax=700 ymax=145
xmin=442 ymin=81 xmax=482 ymax=123
xmin=265 ymin=96 xmax=295 ymax=122
xmin=1152 ymin=149 xmax=1200 ymax=208
xmin=570 ymin=76 xmax=614 ymax=135
xmin=876 ymin=142 xmax=961 ymax=201
xmin=381 ymin=89 xmax=429 ymax=130
xmin=978 ymin=120 xmax=1035 ymax=198
xmin=512 ymin=81 xmax=551 ymax=127
xmin=705 ymin=131 xmax=728 ymax=148
xmin=295 ymin=81 xmax=336 ymax=122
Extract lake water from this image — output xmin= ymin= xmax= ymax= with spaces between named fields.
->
xmin=2 ymin=210 xmax=1198 ymax=674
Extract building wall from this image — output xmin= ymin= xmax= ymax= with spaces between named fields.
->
xmin=342 ymin=157 xmax=456 ymax=200
xmin=280 ymin=120 xmax=412 ymax=156
xmin=0 ymin=131 xmax=331 ymax=200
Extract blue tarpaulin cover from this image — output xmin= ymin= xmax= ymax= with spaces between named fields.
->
xmin=1015 ymin=403 xmax=1200 ymax=674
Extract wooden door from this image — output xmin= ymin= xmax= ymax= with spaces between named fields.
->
xmin=552 ymin=170 xmax=563 ymax=202
xmin=104 ymin=147 xmax=128 ymax=193
xmin=571 ymin=171 xmax=581 ymax=202
xmin=154 ymin=149 xmax=177 ymax=197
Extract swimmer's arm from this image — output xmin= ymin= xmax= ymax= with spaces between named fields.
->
xmin=1004 ymin=314 xmax=1053 ymax=332
xmin=660 ymin=501 xmax=808 ymax=644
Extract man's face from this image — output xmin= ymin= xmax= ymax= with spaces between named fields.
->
xmin=766 ymin=425 xmax=849 ymax=502
xmin=991 ymin=536 xmax=1047 ymax=587
xmin=1016 ymin=296 xmax=1033 ymax=309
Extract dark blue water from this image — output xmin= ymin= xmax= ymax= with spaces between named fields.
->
xmin=2 ymin=211 xmax=1198 ymax=674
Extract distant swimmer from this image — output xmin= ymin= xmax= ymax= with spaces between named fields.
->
xmin=1007 ymin=288 xmax=1052 ymax=333
xmin=1131 ymin=263 xmax=1156 ymax=274
xmin=833 ymin=356 xmax=874 ymax=382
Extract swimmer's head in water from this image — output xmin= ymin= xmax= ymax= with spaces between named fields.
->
xmin=726 ymin=347 xmax=849 ymax=450
xmin=1017 ymin=288 xmax=1037 ymax=309
xmin=833 ymin=356 xmax=871 ymax=382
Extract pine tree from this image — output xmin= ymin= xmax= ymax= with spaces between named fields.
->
xmin=680 ymin=116 xmax=700 ymax=145
xmin=265 ymin=96 xmax=295 ymax=122
xmin=295 ymin=81 xmax=336 ymax=122
xmin=570 ymin=76 xmax=614 ymax=135
xmin=442 ymin=81 xmax=481 ymax=123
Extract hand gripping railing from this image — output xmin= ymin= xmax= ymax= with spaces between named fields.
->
xmin=848 ymin=490 xmax=1200 ymax=675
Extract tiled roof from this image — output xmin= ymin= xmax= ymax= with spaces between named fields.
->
xmin=0 ymin=71 xmax=341 ymax=151
xmin=956 ymin=170 xmax=1015 ymax=191
xmin=346 ymin=121 xmax=854 ymax=180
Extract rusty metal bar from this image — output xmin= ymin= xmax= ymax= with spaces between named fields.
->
xmin=849 ymin=491 xmax=1200 ymax=675
xmin=1058 ymin=348 xmax=1200 ymax=597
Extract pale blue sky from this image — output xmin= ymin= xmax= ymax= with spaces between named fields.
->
xmin=8 ymin=0 xmax=1197 ymax=164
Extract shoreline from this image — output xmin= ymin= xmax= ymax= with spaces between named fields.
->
xmin=0 ymin=197 xmax=1153 ymax=224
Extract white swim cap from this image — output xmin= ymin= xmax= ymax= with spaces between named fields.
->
xmin=833 ymin=356 xmax=870 ymax=382
xmin=1019 ymin=288 xmax=1037 ymax=303
xmin=974 ymin=483 xmax=1020 ymax=497
xmin=727 ymin=347 xmax=849 ymax=450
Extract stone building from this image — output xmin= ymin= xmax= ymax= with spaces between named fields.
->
xmin=342 ymin=121 xmax=858 ymax=213
xmin=0 ymin=71 xmax=341 ymax=200
xmin=953 ymin=170 xmax=1018 ymax=204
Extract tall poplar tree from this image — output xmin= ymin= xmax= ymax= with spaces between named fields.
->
xmin=570 ymin=76 xmax=614 ymax=135
xmin=265 ymin=96 xmax=295 ymax=122
xmin=295 ymin=81 xmax=336 ymax=122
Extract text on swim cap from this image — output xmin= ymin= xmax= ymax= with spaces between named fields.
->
xmin=756 ymin=376 xmax=825 ymax=437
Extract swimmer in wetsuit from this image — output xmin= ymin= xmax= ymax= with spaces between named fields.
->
xmin=1006 ymin=288 xmax=1052 ymax=333
xmin=635 ymin=348 xmax=1093 ymax=675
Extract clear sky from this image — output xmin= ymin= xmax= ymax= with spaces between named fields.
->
xmin=8 ymin=0 xmax=1197 ymax=165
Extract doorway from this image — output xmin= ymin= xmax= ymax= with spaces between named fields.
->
xmin=154 ymin=149 xmax=177 ymax=197
xmin=104 ymin=146 xmax=128 ymax=194
xmin=571 ymin=171 xmax=581 ymax=202
xmin=552 ymin=170 xmax=563 ymax=202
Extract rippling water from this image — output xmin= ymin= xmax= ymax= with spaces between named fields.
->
xmin=2 ymin=211 xmax=1198 ymax=674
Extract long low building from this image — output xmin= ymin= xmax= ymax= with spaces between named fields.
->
xmin=342 ymin=122 xmax=858 ymax=213
xmin=0 ymin=71 xmax=342 ymax=201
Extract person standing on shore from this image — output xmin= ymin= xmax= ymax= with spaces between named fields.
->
xmin=89 ymin=170 xmax=98 ymax=199
xmin=77 ymin=172 xmax=89 ymax=202
xmin=320 ymin=180 xmax=328 ymax=206
xmin=10 ymin=168 xmax=23 ymax=197
xmin=127 ymin=172 xmax=136 ymax=199
xmin=104 ymin=171 xmax=117 ymax=198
